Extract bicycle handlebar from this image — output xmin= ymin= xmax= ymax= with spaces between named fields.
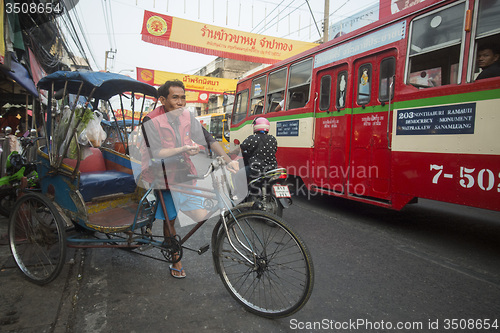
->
xmin=186 ymin=156 xmax=226 ymax=180
xmin=149 ymin=156 xmax=228 ymax=181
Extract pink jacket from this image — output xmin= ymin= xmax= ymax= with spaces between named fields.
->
xmin=140 ymin=106 xmax=196 ymax=187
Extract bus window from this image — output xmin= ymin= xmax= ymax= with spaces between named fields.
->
xmin=250 ymin=76 xmax=266 ymax=115
xmin=267 ymin=68 xmax=287 ymax=112
xmin=379 ymin=57 xmax=396 ymax=102
xmin=320 ymin=75 xmax=331 ymax=111
xmin=232 ymin=90 xmax=249 ymax=124
xmin=336 ymin=71 xmax=348 ymax=109
xmin=357 ymin=64 xmax=372 ymax=105
xmin=210 ymin=115 xmax=223 ymax=140
xmin=407 ymin=2 xmax=466 ymax=86
xmin=223 ymin=93 xmax=235 ymax=114
xmin=287 ymin=58 xmax=313 ymax=110
xmin=471 ymin=0 xmax=500 ymax=81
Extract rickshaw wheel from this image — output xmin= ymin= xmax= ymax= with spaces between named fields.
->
xmin=8 ymin=192 xmax=67 ymax=285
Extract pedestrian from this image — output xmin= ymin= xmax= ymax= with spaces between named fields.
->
xmin=5 ymin=126 xmax=20 ymax=152
xmin=476 ymin=43 xmax=500 ymax=80
xmin=139 ymin=79 xmax=238 ymax=278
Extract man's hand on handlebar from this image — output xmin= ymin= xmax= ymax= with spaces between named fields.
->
xmin=226 ymin=160 xmax=239 ymax=174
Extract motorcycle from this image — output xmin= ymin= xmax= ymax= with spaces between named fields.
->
xmin=246 ymin=167 xmax=292 ymax=217
xmin=0 ymin=132 xmax=39 ymax=217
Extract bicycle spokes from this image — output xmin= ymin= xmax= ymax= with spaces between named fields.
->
xmin=214 ymin=211 xmax=314 ymax=318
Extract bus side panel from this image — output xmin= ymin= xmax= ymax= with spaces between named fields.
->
xmin=349 ymin=110 xmax=392 ymax=200
xmin=329 ymin=112 xmax=349 ymax=193
xmin=392 ymin=151 xmax=500 ymax=211
xmin=277 ymin=147 xmax=312 ymax=185
xmin=391 ymin=94 xmax=500 ymax=212
xmin=314 ymin=114 xmax=349 ymax=193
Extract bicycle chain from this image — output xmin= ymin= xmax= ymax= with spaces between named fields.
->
xmin=160 ymin=235 xmax=183 ymax=263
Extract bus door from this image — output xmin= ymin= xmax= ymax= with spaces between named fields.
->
xmin=348 ymin=51 xmax=396 ymax=201
xmin=313 ymin=64 xmax=349 ymax=193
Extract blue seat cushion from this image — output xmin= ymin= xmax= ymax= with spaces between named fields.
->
xmin=79 ymin=171 xmax=136 ymax=202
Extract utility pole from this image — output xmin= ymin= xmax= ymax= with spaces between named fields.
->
xmin=104 ymin=49 xmax=116 ymax=72
xmin=323 ymin=0 xmax=329 ymax=43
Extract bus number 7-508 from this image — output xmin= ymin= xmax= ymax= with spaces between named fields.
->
xmin=430 ymin=164 xmax=500 ymax=192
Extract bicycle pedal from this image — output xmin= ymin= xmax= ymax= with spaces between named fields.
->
xmin=198 ymin=244 xmax=210 ymax=255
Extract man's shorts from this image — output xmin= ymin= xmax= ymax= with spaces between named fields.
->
xmin=155 ymin=189 xmax=205 ymax=220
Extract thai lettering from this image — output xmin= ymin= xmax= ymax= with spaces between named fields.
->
xmin=182 ymin=76 xmax=220 ymax=86
xmin=200 ymin=25 xmax=257 ymax=47
xmin=200 ymin=25 xmax=299 ymax=53
xmin=259 ymin=38 xmax=294 ymax=51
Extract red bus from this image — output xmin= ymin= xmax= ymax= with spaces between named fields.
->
xmin=230 ymin=0 xmax=500 ymax=212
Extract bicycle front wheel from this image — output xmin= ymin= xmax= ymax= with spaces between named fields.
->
xmin=214 ymin=210 xmax=314 ymax=318
xmin=8 ymin=192 xmax=67 ymax=285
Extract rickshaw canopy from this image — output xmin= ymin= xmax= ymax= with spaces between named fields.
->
xmin=37 ymin=70 xmax=158 ymax=101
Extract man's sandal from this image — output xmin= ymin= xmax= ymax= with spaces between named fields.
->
xmin=169 ymin=264 xmax=186 ymax=279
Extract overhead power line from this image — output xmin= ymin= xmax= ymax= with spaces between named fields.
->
xmin=60 ymin=1 xmax=101 ymax=69
xmin=254 ymin=0 xmax=300 ymax=35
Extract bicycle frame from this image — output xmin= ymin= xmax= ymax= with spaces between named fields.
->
xmin=164 ymin=157 xmax=259 ymax=266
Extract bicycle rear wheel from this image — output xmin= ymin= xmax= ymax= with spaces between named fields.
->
xmin=8 ymin=192 xmax=67 ymax=285
xmin=214 ymin=210 xmax=314 ymax=318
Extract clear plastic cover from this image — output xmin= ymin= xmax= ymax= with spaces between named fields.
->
xmin=129 ymin=108 xmax=247 ymax=226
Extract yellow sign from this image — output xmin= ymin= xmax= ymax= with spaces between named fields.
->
xmin=137 ymin=67 xmax=237 ymax=95
xmin=141 ymin=11 xmax=319 ymax=64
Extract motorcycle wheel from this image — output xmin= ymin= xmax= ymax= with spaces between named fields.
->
xmin=248 ymin=194 xmax=283 ymax=218
xmin=267 ymin=195 xmax=283 ymax=217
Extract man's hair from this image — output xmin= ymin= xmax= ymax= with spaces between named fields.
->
xmin=478 ymin=43 xmax=500 ymax=55
xmin=158 ymin=79 xmax=185 ymax=98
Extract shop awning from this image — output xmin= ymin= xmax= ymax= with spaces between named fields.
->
xmin=0 ymin=56 xmax=38 ymax=97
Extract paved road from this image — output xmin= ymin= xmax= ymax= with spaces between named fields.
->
xmin=1 ymin=193 xmax=500 ymax=332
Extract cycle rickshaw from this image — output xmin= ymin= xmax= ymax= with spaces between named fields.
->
xmin=8 ymin=71 xmax=314 ymax=318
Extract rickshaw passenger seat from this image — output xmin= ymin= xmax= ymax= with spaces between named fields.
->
xmin=79 ymin=171 xmax=136 ymax=201
xmin=63 ymin=148 xmax=136 ymax=201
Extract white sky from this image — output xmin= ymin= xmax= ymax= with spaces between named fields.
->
xmin=66 ymin=0 xmax=378 ymax=77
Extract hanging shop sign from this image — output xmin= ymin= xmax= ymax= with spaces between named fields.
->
xmin=137 ymin=67 xmax=237 ymax=98
xmin=140 ymin=10 xmax=319 ymax=64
